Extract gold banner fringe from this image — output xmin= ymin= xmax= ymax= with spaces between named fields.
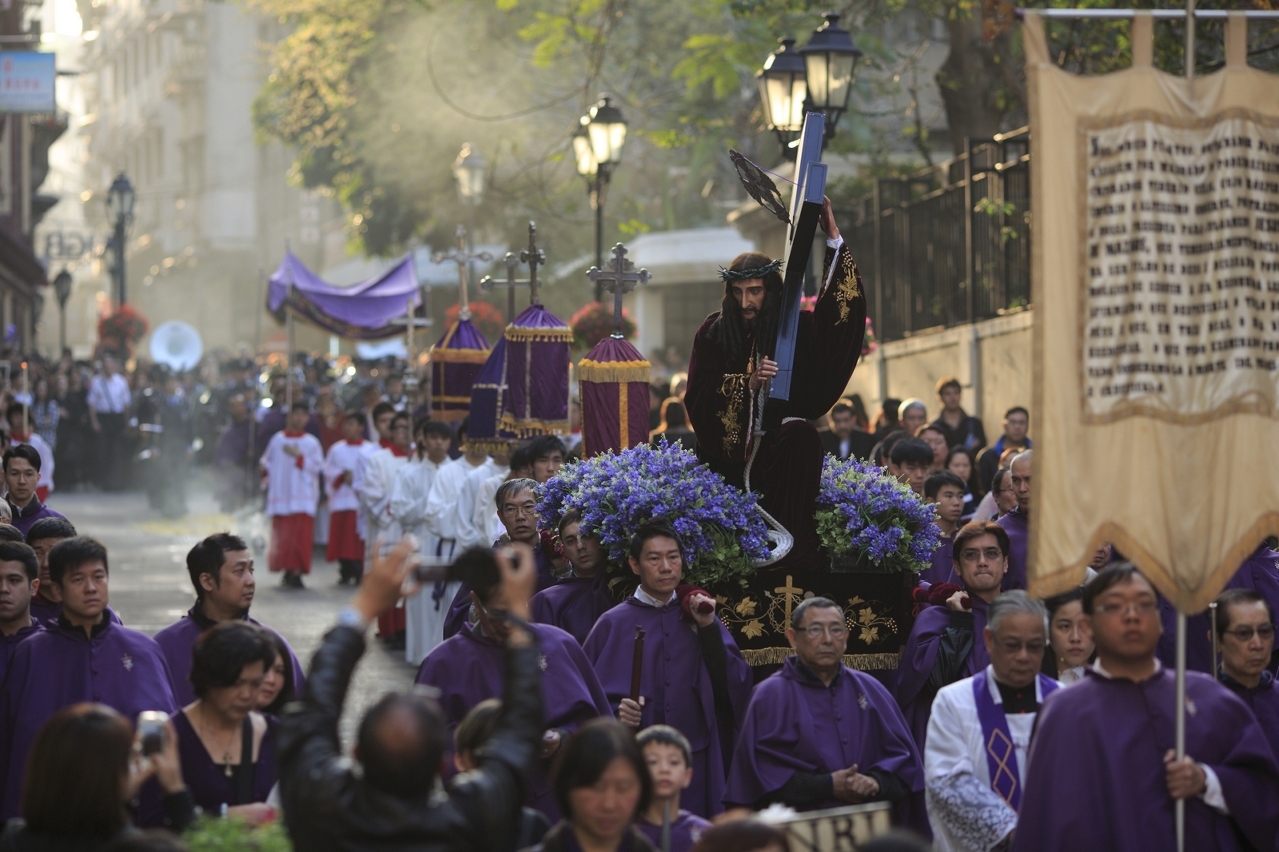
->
xmin=741 ymin=647 xmax=903 ymax=671
xmin=429 ymin=347 xmax=491 ymax=364
xmin=505 ymin=326 xmax=573 ymax=344
xmin=465 ymin=438 xmax=514 ymax=455
xmin=579 ymin=359 xmax=652 ymax=384
xmin=498 ymin=413 xmax=571 ymax=438
xmin=431 ymin=395 xmax=474 ymax=404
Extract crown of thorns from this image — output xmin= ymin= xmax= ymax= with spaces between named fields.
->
xmin=718 ymin=258 xmax=782 ymax=283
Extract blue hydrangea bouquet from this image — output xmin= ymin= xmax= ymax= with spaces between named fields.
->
xmin=815 ymin=456 xmax=941 ymax=573
xmin=536 ymin=439 xmax=771 ymax=589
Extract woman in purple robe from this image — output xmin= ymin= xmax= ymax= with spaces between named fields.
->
xmin=1213 ymin=588 xmax=1279 ymax=761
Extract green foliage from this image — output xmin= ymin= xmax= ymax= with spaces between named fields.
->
xmin=184 ymin=817 xmax=293 ymax=852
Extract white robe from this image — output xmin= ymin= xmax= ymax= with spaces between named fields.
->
xmin=925 ymin=666 xmax=1052 ymax=852
xmin=473 ymin=469 xmax=509 ymax=549
xmin=323 ymin=439 xmax=375 ymax=514
xmin=390 ymin=455 xmax=450 ymax=557
xmin=355 ymin=447 xmax=408 ymax=554
xmin=260 ymin=431 xmax=324 ymax=517
xmin=423 ymin=456 xmax=490 ymax=552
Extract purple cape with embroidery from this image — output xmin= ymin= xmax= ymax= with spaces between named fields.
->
xmin=414 ymin=622 xmax=610 ymax=820
xmin=153 ymin=607 xmax=305 ymax=706
xmin=637 ymin=810 xmax=711 ymax=852
xmin=919 ymin=532 xmax=955 ymax=586
xmin=725 ymin=657 xmax=922 ymax=819
xmin=895 ymin=597 xmax=991 ymax=751
xmin=1012 ymin=668 xmax=1279 ymax=852
xmin=996 ymin=510 xmax=1028 ymax=591
xmin=1 ymin=609 xmax=177 ymax=817
xmin=581 ymin=598 xmax=753 ymax=818
xmin=530 ymin=574 xmax=616 ymax=645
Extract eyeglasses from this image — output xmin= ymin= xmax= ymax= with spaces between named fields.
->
xmin=1224 ymin=625 xmax=1276 ymax=642
xmin=960 ymin=547 xmax=1004 ymax=562
xmin=500 ymin=503 xmax=538 ymax=518
xmin=995 ymin=639 xmax=1046 ymax=655
xmin=799 ymin=624 xmax=849 ymax=639
xmin=1093 ymin=600 xmax=1158 ymax=617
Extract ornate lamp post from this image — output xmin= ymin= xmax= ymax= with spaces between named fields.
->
xmin=104 ymin=172 xmax=135 ymax=305
xmin=756 ymin=38 xmax=808 ymax=156
xmin=52 ymin=269 xmax=72 ymax=354
xmin=797 ymin=13 xmax=862 ymax=138
xmin=452 ymin=142 xmax=486 ymax=204
xmin=575 ymin=95 xmax=628 ymax=301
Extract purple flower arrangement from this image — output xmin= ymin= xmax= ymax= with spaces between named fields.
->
xmin=536 ymin=439 xmax=771 ymax=589
xmin=815 ymin=455 xmax=941 ymax=573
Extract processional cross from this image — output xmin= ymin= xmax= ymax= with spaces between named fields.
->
xmin=388 ymin=295 xmax=432 ymax=407
xmin=586 ymin=242 xmax=651 ymax=337
xmin=480 ymin=222 xmax=546 ymax=320
xmin=431 ymin=224 xmax=493 ymax=320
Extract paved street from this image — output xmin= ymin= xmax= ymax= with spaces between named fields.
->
xmin=49 ymin=473 xmax=419 ymax=744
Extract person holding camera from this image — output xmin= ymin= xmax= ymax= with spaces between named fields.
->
xmin=278 ymin=540 xmax=546 ymax=852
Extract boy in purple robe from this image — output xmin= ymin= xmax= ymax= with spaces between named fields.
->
xmin=995 ymin=450 xmax=1030 ymax=591
xmin=1013 ymin=564 xmax=1279 ymax=852
xmin=1 ymin=537 xmax=177 ymax=817
xmin=0 ymin=542 xmax=42 ymax=684
xmin=582 ymin=520 xmax=753 ymax=819
xmin=153 ymin=533 xmax=304 ymax=706
xmin=920 ymin=471 xmax=965 ymax=586
xmin=1213 ymin=588 xmax=1279 ymax=760
xmin=726 ymin=597 xmax=922 ymax=824
xmin=415 ymin=547 xmax=611 ymax=821
xmin=3 ymin=446 xmax=65 ymax=538
xmin=530 ymin=509 xmax=616 ymax=644
xmin=896 ymin=521 xmax=1009 ymax=751
xmin=24 ymin=516 xmax=76 ymax=627
xmin=636 ymin=725 xmax=711 ymax=852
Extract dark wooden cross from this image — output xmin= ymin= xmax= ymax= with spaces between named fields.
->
xmin=519 ymin=221 xmax=547 ymax=304
xmin=587 ymin=242 xmax=651 ymax=338
xmin=479 ymin=253 xmax=531 ymax=324
xmin=431 ymin=224 xmax=493 ymax=320
xmin=388 ymin=294 xmax=433 ymax=407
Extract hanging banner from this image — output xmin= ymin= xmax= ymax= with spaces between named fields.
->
xmin=1027 ymin=11 xmax=1279 ymax=611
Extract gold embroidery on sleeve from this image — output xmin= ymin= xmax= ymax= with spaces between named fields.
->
xmin=718 ymin=374 xmax=749 ymax=454
xmin=834 ymin=246 xmax=864 ymax=325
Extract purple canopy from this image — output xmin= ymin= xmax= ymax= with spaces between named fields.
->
xmin=267 ymin=252 xmax=421 ymax=340
xmin=464 ymin=337 xmax=511 ymax=454
xmin=579 ymin=335 xmax=650 ymax=457
xmin=429 ymin=319 xmax=490 ymax=422
xmin=501 ymin=304 xmax=572 ymax=437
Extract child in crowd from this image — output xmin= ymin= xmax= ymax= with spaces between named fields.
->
xmin=636 ymin=725 xmax=712 ymax=852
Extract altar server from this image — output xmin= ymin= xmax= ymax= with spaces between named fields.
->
xmin=260 ymin=402 xmax=324 ymax=587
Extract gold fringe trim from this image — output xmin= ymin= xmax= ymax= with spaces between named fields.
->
xmin=579 ymin=359 xmax=652 ymax=384
xmin=429 ymin=347 xmax=491 ymax=364
xmin=465 ymin=438 xmax=514 ymax=455
xmin=505 ymin=326 xmax=573 ymax=344
xmin=498 ymin=413 xmax=570 ymax=438
xmin=431 ymin=395 xmax=474 ymax=404
xmin=741 ymin=648 xmax=903 ymax=671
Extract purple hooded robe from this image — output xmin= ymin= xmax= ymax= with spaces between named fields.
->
xmin=919 ymin=532 xmax=956 ymax=586
xmin=1220 ymin=670 xmax=1279 ymax=767
xmin=1012 ymin=668 xmax=1279 ymax=852
xmin=896 ymin=596 xmax=991 ymax=752
xmin=530 ymin=573 xmax=616 ymax=645
xmin=996 ymin=510 xmax=1028 ymax=591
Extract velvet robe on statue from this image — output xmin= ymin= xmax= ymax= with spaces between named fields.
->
xmin=582 ymin=598 xmax=754 ymax=818
xmin=685 ymin=239 xmax=866 ymax=571
xmin=414 ymin=622 xmax=611 ymax=821
xmin=1 ymin=609 xmax=177 ymax=817
xmin=530 ymin=573 xmax=617 ymax=645
xmin=725 ymin=658 xmax=923 ymax=825
xmin=896 ymin=597 xmax=992 ymax=752
xmin=1012 ymin=669 xmax=1279 ymax=852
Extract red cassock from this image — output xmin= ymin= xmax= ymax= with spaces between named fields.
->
xmin=686 ymin=240 xmax=866 ymax=570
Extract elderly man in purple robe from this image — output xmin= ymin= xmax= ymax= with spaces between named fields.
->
xmin=920 ymin=471 xmax=966 ymax=586
xmin=416 ymin=546 xmax=611 ymax=821
xmin=925 ymin=592 xmax=1059 ymax=852
xmin=582 ymin=520 xmax=753 ymax=819
xmin=1213 ymin=588 xmax=1279 ymax=760
xmin=896 ymin=521 xmax=1009 ymax=751
xmin=1 ymin=537 xmax=177 ymax=818
xmin=531 ymin=509 xmax=616 ymax=644
xmin=0 ymin=542 xmax=41 ymax=684
xmin=24 ymin=516 xmax=76 ymax=627
xmin=994 ymin=451 xmax=1030 ymax=591
xmin=1013 ymin=564 xmax=1279 ymax=852
xmin=154 ymin=533 xmax=304 ymax=706
xmin=725 ymin=597 xmax=922 ymax=821
xmin=3 ymin=446 xmax=64 ymax=538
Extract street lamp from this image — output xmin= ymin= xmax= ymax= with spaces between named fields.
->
xmin=104 ymin=172 xmax=135 ymax=305
xmin=798 ymin=12 xmax=862 ymax=137
xmin=577 ymin=95 xmax=627 ymax=301
xmin=756 ymin=38 xmax=808 ymax=153
xmin=52 ymin=268 xmax=72 ymax=354
xmin=452 ymin=143 xmax=486 ymax=205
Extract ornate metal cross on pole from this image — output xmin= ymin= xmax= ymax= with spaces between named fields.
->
xmin=480 ymin=254 xmax=531 ymax=325
xmin=587 ymin=242 xmax=650 ymax=338
xmin=519 ymin=221 xmax=546 ymax=305
xmin=431 ymin=224 xmax=493 ymax=320
xmin=388 ymin=293 xmax=433 ymax=408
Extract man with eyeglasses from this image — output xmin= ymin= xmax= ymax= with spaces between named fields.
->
xmin=897 ymin=522 xmax=1010 ymax=752
xmin=1013 ymin=564 xmax=1279 ymax=852
xmin=925 ymin=591 xmax=1058 ymax=852
xmin=1213 ymin=588 xmax=1279 ymax=760
xmin=725 ymin=597 xmax=922 ymax=821
xmin=995 ymin=450 xmax=1032 ymax=591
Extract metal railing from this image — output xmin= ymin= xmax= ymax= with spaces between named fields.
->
xmin=842 ymin=127 xmax=1032 ymax=341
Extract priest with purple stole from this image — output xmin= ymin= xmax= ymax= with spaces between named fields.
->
xmin=1213 ymin=588 xmax=1279 ymax=761
xmin=995 ymin=451 xmax=1031 ymax=591
xmin=725 ymin=597 xmax=922 ymax=823
xmin=896 ymin=522 xmax=1009 ymax=751
xmin=153 ymin=533 xmax=304 ymax=706
xmin=530 ymin=509 xmax=616 ymax=644
xmin=0 ymin=542 xmax=42 ymax=685
xmin=415 ymin=546 xmax=611 ymax=821
xmin=1 ymin=537 xmax=177 ymax=817
xmin=1013 ymin=565 xmax=1279 ymax=852
xmin=582 ymin=520 xmax=753 ymax=819
xmin=925 ymin=592 xmax=1060 ymax=852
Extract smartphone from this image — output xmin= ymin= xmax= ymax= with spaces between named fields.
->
xmin=136 ymin=711 xmax=169 ymax=756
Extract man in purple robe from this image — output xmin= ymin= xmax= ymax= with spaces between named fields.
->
xmin=995 ymin=451 xmax=1030 ymax=591
xmin=896 ymin=522 xmax=1009 ymax=751
xmin=416 ymin=547 xmax=611 ymax=821
xmin=3 ymin=446 xmax=64 ymax=538
xmin=154 ymin=533 xmax=304 ymax=706
xmin=1213 ymin=588 xmax=1279 ymax=760
xmin=0 ymin=542 xmax=41 ymax=685
xmin=530 ymin=509 xmax=616 ymax=644
xmin=1 ymin=537 xmax=176 ymax=817
xmin=24 ymin=516 xmax=76 ymax=627
xmin=725 ymin=597 xmax=922 ymax=822
xmin=920 ymin=471 xmax=965 ymax=586
xmin=582 ymin=521 xmax=753 ymax=819
xmin=1013 ymin=564 xmax=1279 ymax=852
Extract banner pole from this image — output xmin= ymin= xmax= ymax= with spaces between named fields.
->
xmin=1186 ymin=0 xmax=1196 ymax=80
xmin=1175 ymin=611 xmax=1186 ymax=852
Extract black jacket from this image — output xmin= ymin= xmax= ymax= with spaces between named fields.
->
xmin=278 ymin=625 xmax=544 ymax=852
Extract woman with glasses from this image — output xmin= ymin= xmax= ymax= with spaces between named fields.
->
xmin=1213 ymin=588 xmax=1279 ymax=760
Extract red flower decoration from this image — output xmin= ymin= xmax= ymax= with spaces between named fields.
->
xmin=570 ymin=301 xmax=635 ymax=351
xmin=445 ymin=301 xmax=505 ymax=341
xmin=97 ymin=304 xmax=150 ymax=358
